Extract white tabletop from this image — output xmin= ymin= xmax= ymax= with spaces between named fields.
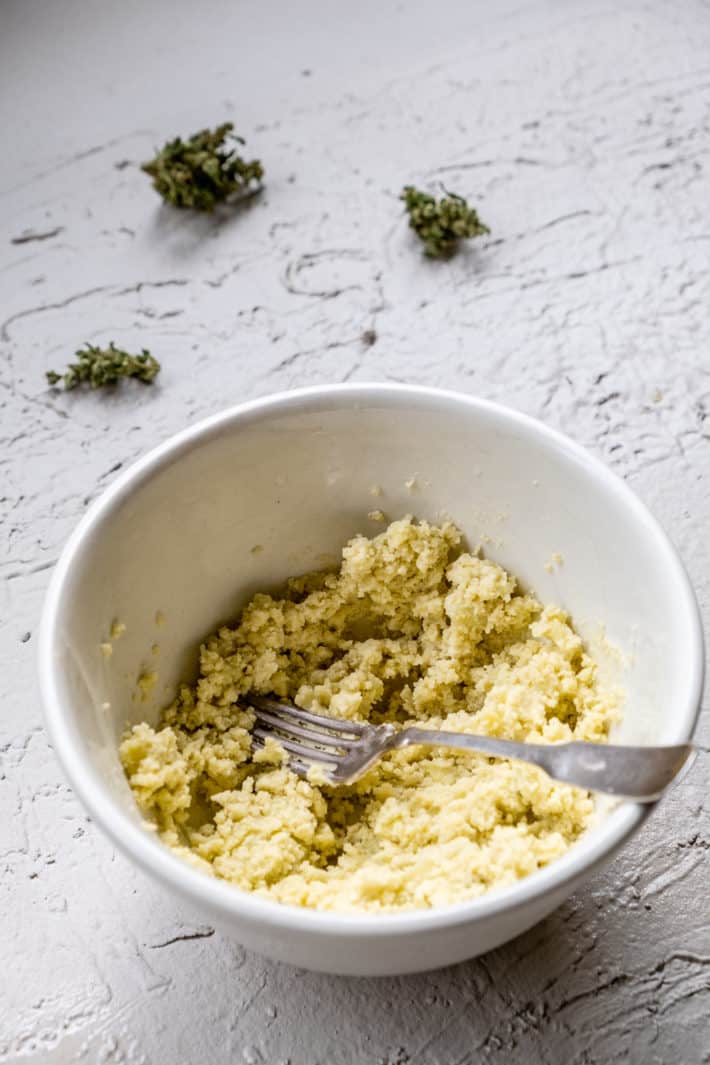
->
xmin=2 ymin=0 xmax=709 ymax=1061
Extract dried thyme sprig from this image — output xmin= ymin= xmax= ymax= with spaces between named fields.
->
xmin=141 ymin=122 xmax=263 ymax=211
xmin=46 ymin=343 xmax=161 ymax=390
xmin=400 ymin=185 xmax=489 ymax=258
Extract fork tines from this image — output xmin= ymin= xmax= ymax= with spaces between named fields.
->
xmin=247 ymin=694 xmax=365 ymax=773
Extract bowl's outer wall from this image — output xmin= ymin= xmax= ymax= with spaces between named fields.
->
xmin=42 ymin=387 xmax=704 ymax=973
xmin=154 ymin=825 xmax=633 ymax=975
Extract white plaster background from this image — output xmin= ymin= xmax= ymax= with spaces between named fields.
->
xmin=1 ymin=0 xmax=709 ymax=1061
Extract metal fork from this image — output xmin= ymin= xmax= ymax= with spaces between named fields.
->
xmin=248 ymin=695 xmax=694 ymax=801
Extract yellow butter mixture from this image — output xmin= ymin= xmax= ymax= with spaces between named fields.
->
xmin=120 ymin=518 xmax=619 ymax=912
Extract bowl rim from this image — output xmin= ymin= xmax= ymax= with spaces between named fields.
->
xmin=39 ymin=383 xmax=705 ymax=937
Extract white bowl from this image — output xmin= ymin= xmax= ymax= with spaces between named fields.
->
xmin=39 ymin=384 xmax=703 ymax=975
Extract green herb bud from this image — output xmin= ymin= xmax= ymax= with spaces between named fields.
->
xmin=142 ymin=122 xmax=264 ymax=211
xmin=47 ymin=343 xmax=161 ymax=391
xmin=400 ymin=185 xmax=489 ymax=258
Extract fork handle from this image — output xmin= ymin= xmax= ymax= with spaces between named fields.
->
xmin=395 ymin=729 xmax=694 ymax=802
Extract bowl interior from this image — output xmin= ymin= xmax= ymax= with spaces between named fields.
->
xmin=45 ymin=388 xmax=701 ymax=842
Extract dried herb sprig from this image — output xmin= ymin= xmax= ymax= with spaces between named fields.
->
xmin=47 ymin=343 xmax=161 ymax=390
xmin=142 ymin=122 xmax=263 ymax=211
xmin=400 ymin=185 xmax=489 ymax=258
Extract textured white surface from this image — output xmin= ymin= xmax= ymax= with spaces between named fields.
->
xmin=1 ymin=0 xmax=709 ymax=1060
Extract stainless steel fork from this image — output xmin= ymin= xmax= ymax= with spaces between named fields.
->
xmin=248 ymin=695 xmax=694 ymax=801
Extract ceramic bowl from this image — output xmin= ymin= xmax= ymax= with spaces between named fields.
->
xmin=39 ymin=384 xmax=703 ymax=974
